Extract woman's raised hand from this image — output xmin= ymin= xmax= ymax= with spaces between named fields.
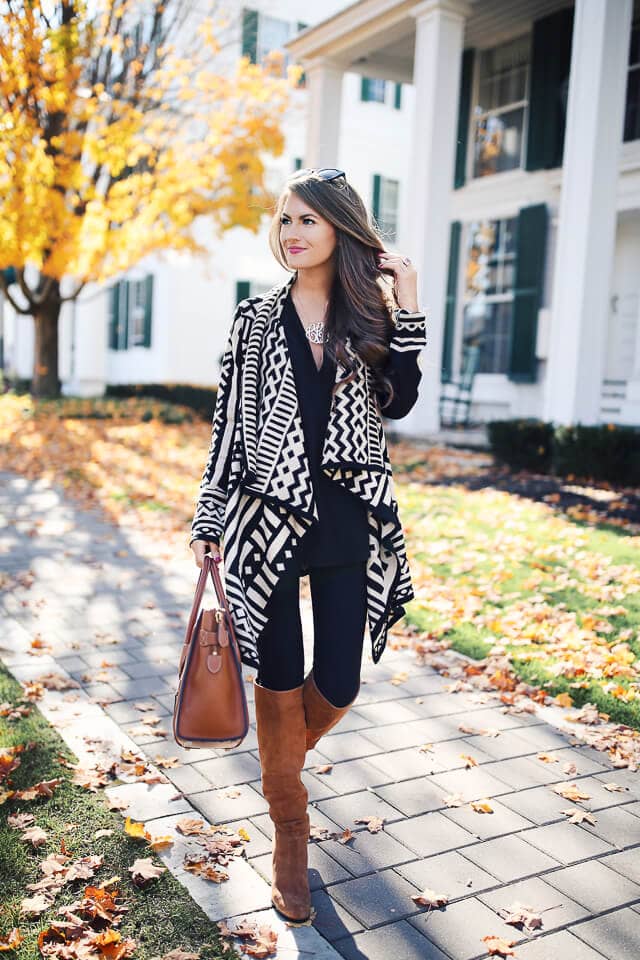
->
xmin=190 ymin=539 xmax=222 ymax=568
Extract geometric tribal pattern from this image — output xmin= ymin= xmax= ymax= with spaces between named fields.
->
xmin=190 ymin=271 xmax=428 ymax=669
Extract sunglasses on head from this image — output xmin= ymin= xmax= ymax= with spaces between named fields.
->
xmin=296 ymin=167 xmax=346 ymax=182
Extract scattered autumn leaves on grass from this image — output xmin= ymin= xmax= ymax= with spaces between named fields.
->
xmin=392 ymin=475 xmax=640 ymax=720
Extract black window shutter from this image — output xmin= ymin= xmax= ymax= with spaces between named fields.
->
xmin=361 ymin=77 xmax=371 ymax=102
xmin=236 ymin=280 xmax=251 ymax=304
xmin=508 ymin=203 xmax=548 ymax=382
xmin=241 ymin=9 xmax=258 ymax=64
xmin=143 ymin=274 xmax=153 ymax=348
xmin=394 ymin=82 xmax=402 ymax=109
xmin=108 ymin=283 xmax=119 ymax=350
xmin=122 ymin=280 xmax=130 ymax=350
xmin=526 ymin=7 xmax=574 ymax=171
xmin=454 ymin=49 xmax=474 ymax=189
xmin=372 ymin=174 xmax=381 ymax=221
xmin=442 ymin=221 xmax=461 ymax=382
xmin=296 ymin=23 xmax=307 ymax=86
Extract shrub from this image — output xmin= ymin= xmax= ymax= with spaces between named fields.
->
xmin=487 ymin=419 xmax=640 ymax=485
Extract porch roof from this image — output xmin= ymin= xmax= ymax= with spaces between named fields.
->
xmin=285 ymin=0 xmax=574 ymax=83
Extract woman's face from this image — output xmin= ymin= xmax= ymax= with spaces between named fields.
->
xmin=279 ymin=190 xmax=337 ymax=270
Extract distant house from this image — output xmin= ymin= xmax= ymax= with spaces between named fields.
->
xmin=288 ymin=0 xmax=640 ymax=432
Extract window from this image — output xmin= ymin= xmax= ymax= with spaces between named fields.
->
xmin=372 ymin=174 xmax=399 ymax=242
xmin=241 ymin=9 xmax=307 ymax=85
xmin=461 ymin=217 xmax=518 ymax=373
xmin=472 ymin=34 xmax=530 ymax=178
xmin=108 ymin=275 xmax=153 ymax=350
xmin=624 ymin=20 xmax=640 ymax=142
xmin=361 ymin=77 xmax=386 ymax=103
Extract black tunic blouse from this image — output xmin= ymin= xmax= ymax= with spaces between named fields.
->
xmin=281 ymin=290 xmax=425 ymax=573
xmin=281 ymin=289 xmax=370 ymax=572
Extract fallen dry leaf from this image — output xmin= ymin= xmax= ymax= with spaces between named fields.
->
xmin=552 ymin=783 xmax=591 ymax=803
xmin=128 ymin=858 xmax=166 ymax=886
xmin=20 ymin=825 xmax=48 ymax=847
xmin=561 ymin=807 xmax=597 ymax=825
xmin=353 ymin=816 xmax=384 ymax=833
xmin=537 ymin=752 xmax=560 ymax=763
xmin=175 ymin=818 xmax=206 ymax=836
xmin=217 ymin=919 xmax=278 ymax=959
xmin=496 ymin=900 xmax=543 ymax=931
xmin=460 ymin=754 xmax=478 ymax=768
xmin=470 ymin=799 xmax=494 ymax=814
xmin=411 ymin=888 xmax=448 ymax=908
xmin=0 ymin=929 xmax=24 ymax=952
xmin=443 ymin=793 xmax=466 ymax=808
xmin=482 ymin=934 xmax=517 ymax=957
xmin=313 ymin=764 xmax=333 ymax=774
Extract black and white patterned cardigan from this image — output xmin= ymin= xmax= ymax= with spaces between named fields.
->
xmin=189 ymin=270 xmax=428 ymax=669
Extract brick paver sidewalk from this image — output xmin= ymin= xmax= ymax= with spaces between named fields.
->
xmin=2 ymin=470 xmax=640 ymax=960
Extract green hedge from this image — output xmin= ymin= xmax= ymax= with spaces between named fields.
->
xmin=488 ymin=418 xmax=640 ymax=484
xmin=105 ymin=382 xmax=217 ymax=420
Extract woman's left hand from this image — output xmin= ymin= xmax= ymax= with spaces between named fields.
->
xmin=377 ymin=250 xmax=421 ymax=313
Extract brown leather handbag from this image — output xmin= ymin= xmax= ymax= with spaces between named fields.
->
xmin=173 ymin=554 xmax=249 ymax=749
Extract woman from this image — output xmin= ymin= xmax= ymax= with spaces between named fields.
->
xmin=189 ymin=167 xmax=427 ymax=923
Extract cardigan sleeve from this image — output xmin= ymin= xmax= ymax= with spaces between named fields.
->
xmin=376 ymin=308 xmax=428 ymax=420
xmin=189 ymin=301 xmax=245 ymax=548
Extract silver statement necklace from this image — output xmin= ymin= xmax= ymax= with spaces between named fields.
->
xmin=292 ymin=291 xmax=332 ymax=344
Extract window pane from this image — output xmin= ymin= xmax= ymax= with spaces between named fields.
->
xmin=462 ymin=217 xmax=518 ymax=373
xmin=257 ymin=14 xmax=291 ymax=73
xmin=473 ymin=106 xmax=525 ymax=177
xmin=462 ymin=300 xmax=513 ymax=373
xmin=477 ymin=34 xmax=529 ymax=112
xmin=625 ymin=67 xmax=640 ymax=141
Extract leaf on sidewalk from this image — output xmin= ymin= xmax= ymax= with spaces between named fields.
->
xmin=561 ymin=807 xmax=597 ymax=825
xmin=496 ymin=900 xmax=543 ymax=931
xmin=482 ymin=934 xmax=517 ymax=957
xmin=552 ymin=782 xmax=591 ymax=802
xmin=443 ymin=793 xmax=466 ymax=808
xmin=175 ymin=818 xmax=206 ymax=836
xmin=470 ymin=799 xmax=494 ymax=814
xmin=411 ymin=888 xmax=448 ymax=908
xmin=353 ymin=816 xmax=384 ymax=833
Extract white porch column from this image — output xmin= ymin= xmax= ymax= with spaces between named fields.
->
xmin=543 ymin=0 xmax=633 ymax=425
xmin=304 ymin=57 xmax=345 ymax=167
xmin=396 ymin=0 xmax=471 ymax=436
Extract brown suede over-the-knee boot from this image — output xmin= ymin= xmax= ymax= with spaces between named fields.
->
xmin=254 ymin=680 xmax=311 ymax=922
xmin=302 ymin=668 xmax=360 ymax=752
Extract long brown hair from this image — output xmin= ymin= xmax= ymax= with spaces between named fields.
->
xmin=268 ymin=170 xmax=399 ymax=409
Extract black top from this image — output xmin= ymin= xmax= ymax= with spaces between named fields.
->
xmin=281 ymin=289 xmax=370 ymax=571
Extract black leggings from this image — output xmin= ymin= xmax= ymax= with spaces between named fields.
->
xmin=255 ymin=560 xmax=368 ymax=707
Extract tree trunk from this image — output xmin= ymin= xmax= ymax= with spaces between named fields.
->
xmin=32 ymin=285 xmax=62 ymax=398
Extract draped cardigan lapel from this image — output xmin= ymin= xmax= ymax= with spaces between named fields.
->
xmin=193 ymin=270 xmax=421 ymax=670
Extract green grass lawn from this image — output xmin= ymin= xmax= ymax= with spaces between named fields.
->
xmin=0 ymin=665 xmax=237 ymax=959
xmin=398 ymin=480 xmax=640 ymax=730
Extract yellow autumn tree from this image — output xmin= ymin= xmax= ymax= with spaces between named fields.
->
xmin=0 ymin=0 xmax=300 ymax=396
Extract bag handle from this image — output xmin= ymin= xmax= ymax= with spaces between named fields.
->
xmin=183 ymin=554 xmax=235 ymax=652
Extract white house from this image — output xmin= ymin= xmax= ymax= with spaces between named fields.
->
xmin=2 ymin=0 xmax=639 ymax=437
xmin=286 ymin=0 xmax=640 ymax=434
